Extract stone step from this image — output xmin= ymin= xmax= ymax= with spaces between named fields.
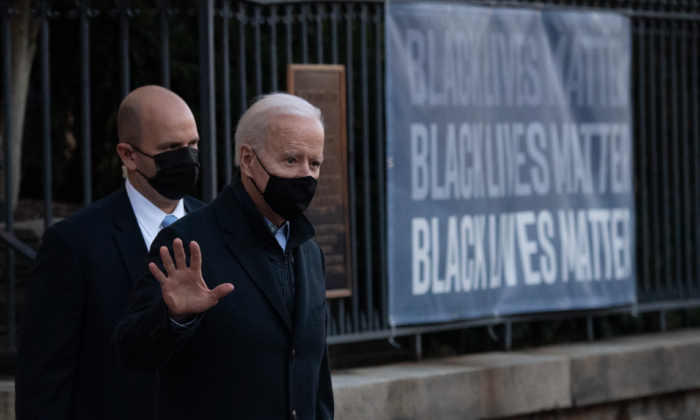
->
xmin=333 ymin=328 xmax=700 ymax=420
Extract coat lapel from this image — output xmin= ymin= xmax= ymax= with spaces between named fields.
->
xmin=112 ymin=185 xmax=149 ymax=287
xmin=291 ymin=244 xmax=311 ymax=346
xmin=213 ymin=182 xmax=294 ymax=334
xmin=214 ymin=174 xmax=320 ymax=337
xmin=226 ymin=238 xmax=293 ymax=333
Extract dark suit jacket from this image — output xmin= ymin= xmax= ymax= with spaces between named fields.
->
xmin=16 ymin=184 xmax=204 ymax=420
xmin=112 ymin=174 xmax=334 ymax=420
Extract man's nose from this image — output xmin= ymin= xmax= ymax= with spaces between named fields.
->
xmin=295 ymin=163 xmax=312 ymax=178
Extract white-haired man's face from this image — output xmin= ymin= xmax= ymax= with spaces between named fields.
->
xmin=248 ymin=113 xmax=324 ymax=179
xmin=240 ymin=112 xmax=324 ymax=186
xmin=239 ymin=113 xmax=324 ymax=224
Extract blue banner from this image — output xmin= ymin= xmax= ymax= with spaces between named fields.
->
xmin=386 ymin=3 xmax=635 ymax=325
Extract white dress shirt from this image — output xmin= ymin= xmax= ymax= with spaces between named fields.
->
xmin=125 ymin=178 xmax=186 ymax=250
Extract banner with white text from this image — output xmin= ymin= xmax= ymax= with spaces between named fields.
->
xmin=386 ymin=3 xmax=635 ymax=325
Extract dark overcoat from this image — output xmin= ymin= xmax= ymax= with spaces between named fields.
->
xmin=16 ymin=185 xmax=204 ymax=420
xmin=112 ymin=174 xmax=334 ymax=420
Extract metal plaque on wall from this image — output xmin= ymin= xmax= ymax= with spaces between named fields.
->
xmin=288 ymin=64 xmax=353 ymax=298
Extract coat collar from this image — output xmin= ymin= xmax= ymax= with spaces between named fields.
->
xmin=183 ymin=196 xmax=202 ymax=214
xmin=216 ymin=172 xmax=316 ymax=248
xmin=214 ymin=172 xmax=317 ymax=333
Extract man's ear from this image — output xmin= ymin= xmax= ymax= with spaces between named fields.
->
xmin=239 ymin=144 xmax=255 ymax=178
xmin=116 ymin=143 xmax=138 ymax=171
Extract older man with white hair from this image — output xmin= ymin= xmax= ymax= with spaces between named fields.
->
xmin=113 ymin=93 xmax=333 ymax=420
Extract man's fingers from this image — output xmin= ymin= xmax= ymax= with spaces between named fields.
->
xmin=159 ymin=246 xmax=177 ymax=276
xmin=149 ymin=262 xmax=168 ymax=285
xmin=173 ymin=238 xmax=187 ymax=270
xmin=190 ymin=241 xmax=203 ymax=272
xmin=210 ymin=283 xmax=234 ymax=302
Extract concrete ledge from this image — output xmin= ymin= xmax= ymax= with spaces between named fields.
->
xmin=333 ymin=329 xmax=700 ymax=420
xmin=334 ymin=351 xmax=570 ymax=420
xmin=436 ymin=353 xmax=571 ymax=418
xmin=505 ymin=389 xmax=700 ymax=420
xmin=333 ymin=364 xmax=484 ymax=420
xmin=531 ymin=329 xmax=700 ymax=406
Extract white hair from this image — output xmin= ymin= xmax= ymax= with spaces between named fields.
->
xmin=234 ymin=93 xmax=323 ymax=166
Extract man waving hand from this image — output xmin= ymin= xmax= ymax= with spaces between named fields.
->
xmin=113 ymin=93 xmax=334 ymax=420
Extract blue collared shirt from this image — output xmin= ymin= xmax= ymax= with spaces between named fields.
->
xmin=264 ymin=218 xmax=290 ymax=252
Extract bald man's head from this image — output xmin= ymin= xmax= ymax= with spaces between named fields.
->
xmin=116 ymin=86 xmax=199 ymax=208
xmin=117 ymin=86 xmax=194 ymax=147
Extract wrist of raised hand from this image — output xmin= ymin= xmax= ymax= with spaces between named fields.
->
xmin=171 ymin=312 xmax=196 ymax=324
xmin=170 ymin=314 xmax=198 ymax=329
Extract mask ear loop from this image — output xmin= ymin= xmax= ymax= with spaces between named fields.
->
xmin=130 ymin=145 xmax=154 ymax=159
xmin=248 ymin=150 xmax=270 ymax=197
xmin=128 ymin=144 xmax=155 ymax=181
xmin=253 ymin=152 xmax=271 ymax=175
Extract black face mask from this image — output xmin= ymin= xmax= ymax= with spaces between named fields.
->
xmin=249 ymin=153 xmax=318 ymax=221
xmin=133 ymin=146 xmax=200 ymax=200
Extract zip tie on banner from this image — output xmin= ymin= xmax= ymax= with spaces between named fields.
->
xmin=487 ymin=325 xmax=499 ymax=343
xmin=388 ymin=316 xmax=402 ymax=349
xmin=487 ymin=313 xmax=503 ymax=343
xmin=631 ymin=302 xmax=639 ymax=318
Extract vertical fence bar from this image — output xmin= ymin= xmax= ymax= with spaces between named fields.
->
xmin=374 ymin=3 xmax=387 ymax=329
xmin=79 ymin=0 xmax=92 ymax=206
xmin=504 ymin=322 xmax=512 ymax=351
xmin=415 ymin=333 xmax=422 ymax=360
xmin=694 ymin=22 xmax=700 ymax=294
xmin=237 ymin=3 xmax=247 ymax=114
xmin=2 ymin=0 xmax=15 ymax=351
xmin=159 ymin=0 xmax=170 ymax=88
xmin=359 ymin=4 xmax=373 ymax=331
xmin=301 ymin=4 xmax=309 ymax=64
xmin=638 ymin=20 xmax=650 ymax=296
xmin=269 ymin=6 xmax=279 ymax=92
xmin=285 ymin=5 xmax=293 ymax=67
xmin=337 ymin=298 xmax=345 ymax=335
xmin=650 ymin=20 xmax=662 ymax=297
xmin=670 ymin=21 xmax=683 ymax=296
xmin=680 ymin=21 xmax=693 ymax=294
xmin=253 ymin=5 xmax=262 ymax=97
xmin=316 ymin=4 xmax=324 ymax=64
xmin=332 ymin=3 xmax=342 ymax=333
xmin=326 ymin=304 xmax=333 ymax=337
xmin=222 ymin=0 xmax=232 ymax=181
xmin=198 ymin=0 xmax=217 ymax=202
xmin=40 ymin=0 xmax=53 ymax=229
xmin=331 ymin=4 xmax=339 ymax=65
xmin=118 ymin=0 xmax=130 ymax=99
xmin=660 ymin=21 xmax=673 ymax=296
xmin=660 ymin=310 xmax=667 ymax=332
xmin=346 ymin=3 xmax=359 ymax=332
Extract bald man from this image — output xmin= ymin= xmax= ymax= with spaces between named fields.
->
xmin=16 ymin=86 xmax=205 ymax=420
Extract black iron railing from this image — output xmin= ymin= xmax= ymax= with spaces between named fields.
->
xmin=1 ymin=0 xmax=700 ymax=358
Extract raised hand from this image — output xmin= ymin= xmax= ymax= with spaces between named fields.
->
xmin=149 ymin=238 xmax=234 ymax=323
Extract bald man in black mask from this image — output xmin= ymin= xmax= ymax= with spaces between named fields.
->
xmin=16 ymin=86 xmax=204 ymax=420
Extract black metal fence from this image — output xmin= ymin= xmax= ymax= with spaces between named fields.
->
xmin=2 ymin=0 xmax=700 ymax=357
